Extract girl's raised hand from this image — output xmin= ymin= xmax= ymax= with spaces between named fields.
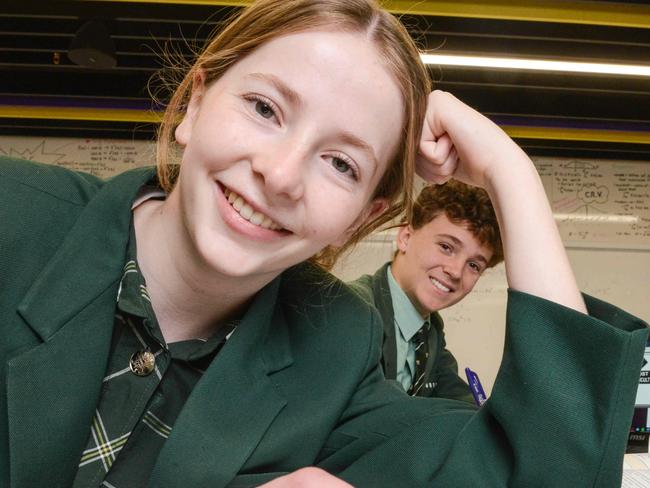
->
xmin=416 ymin=90 xmax=529 ymax=190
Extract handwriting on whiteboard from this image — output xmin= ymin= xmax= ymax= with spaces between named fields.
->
xmin=0 ymin=135 xmax=154 ymax=178
xmin=534 ymin=157 xmax=650 ymax=249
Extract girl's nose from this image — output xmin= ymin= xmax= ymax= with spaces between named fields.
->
xmin=251 ymin=140 xmax=307 ymax=202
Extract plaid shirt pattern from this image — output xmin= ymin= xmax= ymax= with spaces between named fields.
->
xmin=72 ymin=228 xmax=236 ymax=488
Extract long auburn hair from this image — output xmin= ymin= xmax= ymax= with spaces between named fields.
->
xmin=156 ymin=0 xmax=431 ymax=269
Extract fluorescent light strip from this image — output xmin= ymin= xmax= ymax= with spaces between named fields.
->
xmin=420 ymin=54 xmax=650 ymax=77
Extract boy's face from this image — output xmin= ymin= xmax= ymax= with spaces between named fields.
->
xmin=392 ymin=213 xmax=494 ymax=316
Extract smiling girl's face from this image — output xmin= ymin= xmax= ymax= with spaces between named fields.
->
xmin=170 ymin=29 xmax=404 ymax=279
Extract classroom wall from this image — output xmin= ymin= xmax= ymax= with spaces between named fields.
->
xmin=3 ymin=135 xmax=649 ymax=394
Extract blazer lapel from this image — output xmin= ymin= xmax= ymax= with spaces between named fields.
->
xmin=7 ymin=289 xmax=118 ymax=488
xmin=371 ymin=264 xmax=398 ymax=379
xmin=148 ymin=277 xmax=292 ymax=488
xmin=7 ymin=168 xmax=155 ymax=488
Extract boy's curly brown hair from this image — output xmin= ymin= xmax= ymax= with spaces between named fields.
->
xmin=410 ymin=181 xmax=504 ymax=268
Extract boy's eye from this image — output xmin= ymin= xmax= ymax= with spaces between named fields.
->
xmin=255 ymin=100 xmax=275 ymax=119
xmin=469 ymin=262 xmax=485 ymax=274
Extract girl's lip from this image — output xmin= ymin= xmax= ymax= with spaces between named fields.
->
xmin=214 ymin=181 xmax=291 ymax=241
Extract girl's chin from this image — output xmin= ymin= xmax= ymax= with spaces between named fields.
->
xmin=195 ymin=244 xmax=297 ymax=279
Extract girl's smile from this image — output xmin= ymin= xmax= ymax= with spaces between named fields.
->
xmin=170 ymin=29 xmax=404 ymax=279
xmin=216 ymin=181 xmax=291 ymax=242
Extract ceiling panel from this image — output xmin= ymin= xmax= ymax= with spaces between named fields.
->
xmin=1 ymin=0 xmax=649 ymax=159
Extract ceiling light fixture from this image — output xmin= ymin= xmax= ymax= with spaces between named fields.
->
xmin=420 ymin=54 xmax=650 ymax=77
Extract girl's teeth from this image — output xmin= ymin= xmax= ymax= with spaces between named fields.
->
xmin=249 ymin=211 xmax=264 ymax=225
xmin=232 ymin=196 xmax=244 ymax=211
xmin=240 ymin=203 xmax=253 ymax=220
xmin=223 ymin=186 xmax=281 ymax=231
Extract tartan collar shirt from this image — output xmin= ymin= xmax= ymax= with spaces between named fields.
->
xmin=72 ymin=223 xmax=237 ymax=488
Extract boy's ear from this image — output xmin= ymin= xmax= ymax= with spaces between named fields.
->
xmin=175 ymin=70 xmax=206 ymax=146
xmin=396 ymin=224 xmax=413 ymax=253
xmin=331 ymin=198 xmax=389 ymax=247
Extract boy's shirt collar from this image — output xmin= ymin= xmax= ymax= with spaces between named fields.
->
xmin=387 ymin=265 xmax=428 ymax=342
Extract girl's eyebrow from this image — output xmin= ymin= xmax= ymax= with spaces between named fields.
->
xmin=338 ymin=130 xmax=379 ymax=174
xmin=247 ymin=72 xmax=303 ymax=107
xmin=246 ymin=72 xmax=379 ymax=173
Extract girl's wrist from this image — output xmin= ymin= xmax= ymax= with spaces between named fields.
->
xmin=483 ymin=148 xmax=538 ymax=198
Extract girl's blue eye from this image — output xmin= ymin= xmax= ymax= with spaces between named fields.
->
xmin=333 ymin=157 xmax=351 ymax=174
xmin=330 ymin=155 xmax=358 ymax=180
xmin=255 ymin=100 xmax=274 ymax=119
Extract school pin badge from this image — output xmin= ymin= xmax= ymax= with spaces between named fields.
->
xmin=130 ymin=350 xmax=156 ymax=376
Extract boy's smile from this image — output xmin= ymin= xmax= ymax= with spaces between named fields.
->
xmin=392 ymin=213 xmax=494 ymax=316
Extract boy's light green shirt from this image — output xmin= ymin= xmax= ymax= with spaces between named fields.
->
xmin=386 ymin=265 xmax=429 ymax=391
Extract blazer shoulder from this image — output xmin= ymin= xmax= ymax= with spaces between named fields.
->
xmin=346 ymin=273 xmax=377 ymax=306
xmin=431 ymin=311 xmax=445 ymax=329
xmin=279 ymin=263 xmax=384 ymax=376
xmin=281 ymin=262 xmax=380 ymax=331
xmin=0 ymin=156 xmax=103 ymax=206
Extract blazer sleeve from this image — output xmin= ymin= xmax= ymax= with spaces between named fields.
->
xmin=430 ymin=339 xmax=474 ymax=404
xmin=317 ymin=290 xmax=648 ymax=487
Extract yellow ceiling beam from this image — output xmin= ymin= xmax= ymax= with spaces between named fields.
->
xmin=79 ymin=0 xmax=650 ymax=29
xmin=0 ymin=106 xmax=162 ymax=123
xmin=382 ymin=0 xmax=650 ymax=29
xmin=502 ymin=126 xmax=650 ymax=145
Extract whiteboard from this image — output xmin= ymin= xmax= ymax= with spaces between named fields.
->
xmin=2 ymin=135 xmax=648 ymax=393
xmin=535 ymin=156 xmax=650 ymax=250
xmin=0 ymin=135 xmax=155 ymax=177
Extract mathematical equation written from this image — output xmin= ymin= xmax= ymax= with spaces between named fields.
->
xmin=534 ymin=157 xmax=650 ymax=248
xmin=0 ymin=136 xmax=155 ymax=178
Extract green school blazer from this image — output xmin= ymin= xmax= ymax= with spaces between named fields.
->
xmin=349 ymin=263 xmax=474 ymax=403
xmin=1 ymin=156 xmax=648 ymax=488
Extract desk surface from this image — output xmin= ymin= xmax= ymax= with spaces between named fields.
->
xmin=623 ymin=453 xmax=650 ymax=487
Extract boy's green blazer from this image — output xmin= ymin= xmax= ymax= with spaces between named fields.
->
xmin=349 ymin=263 xmax=474 ymax=403
xmin=1 ymin=157 xmax=648 ymax=488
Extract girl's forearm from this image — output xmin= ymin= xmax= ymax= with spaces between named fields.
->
xmin=485 ymin=153 xmax=587 ymax=313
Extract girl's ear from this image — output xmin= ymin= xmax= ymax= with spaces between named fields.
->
xmin=175 ymin=70 xmax=206 ymax=146
xmin=396 ymin=223 xmax=413 ymax=253
xmin=331 ymin=198 xmax=389 ymax=247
